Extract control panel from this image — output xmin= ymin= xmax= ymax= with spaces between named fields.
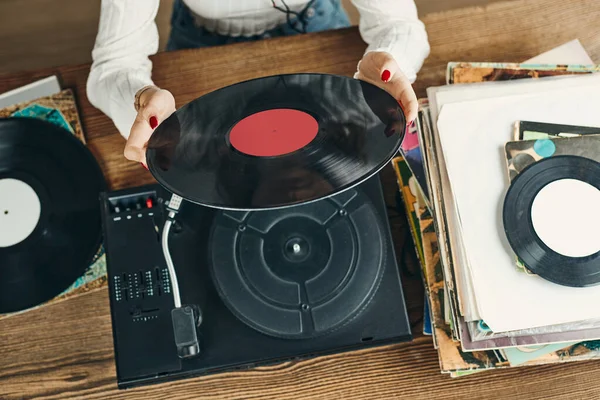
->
xmin=99 ymin=185 xmax=182 ymax=382
xmin=113 ymin=267 xmax=172 ymax=304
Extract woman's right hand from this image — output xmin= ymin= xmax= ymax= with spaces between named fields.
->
xmin=124 ymin=86 xmax=176 ymax=166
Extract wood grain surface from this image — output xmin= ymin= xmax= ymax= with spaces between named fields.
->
xmin=1 ymin=0 xmax=600 ymax=398
xmin=0 ymin=0 xmax=509 ymax=74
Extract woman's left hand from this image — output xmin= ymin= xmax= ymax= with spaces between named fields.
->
xmin=355 ymin=51 xmax=418 ymax=124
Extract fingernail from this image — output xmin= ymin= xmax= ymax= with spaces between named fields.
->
xmin=141 ymin=162 xmax=148 ymax=170
xmin=149 ymin=116 xmax=158 ymax=129
xmin=381 ymin=70 xmax=391 ymax=82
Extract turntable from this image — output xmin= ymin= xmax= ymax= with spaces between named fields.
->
xmin=99 ymin=73 xmax=412 ymax=388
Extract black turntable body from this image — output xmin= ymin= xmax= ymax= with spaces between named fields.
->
xmin=100 ymin=175 xmax=412 ymax=389
xmin=1 ymin=73 xmax=412 ymax=390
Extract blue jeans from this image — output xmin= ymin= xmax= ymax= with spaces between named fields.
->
xmin=166 ymin=0 xmax=351 ymax=51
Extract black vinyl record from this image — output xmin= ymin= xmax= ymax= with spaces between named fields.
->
xmin=0 ymin=117 xmax=106 ymax=313
xmin=146 ymin=73 xmax=405 ymax=210
xmin=502 ymin=155 xmax=600 ymax=287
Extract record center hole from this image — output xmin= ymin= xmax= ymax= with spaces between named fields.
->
xmin=3 ymin=210 xmax=7 ymax=215
xmin=531 ymin=179 xmax=600 ymax=257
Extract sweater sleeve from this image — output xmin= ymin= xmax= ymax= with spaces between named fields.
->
xmin=351 ymin=0 xmax=430 ymax=83
xmin=86 ymin=0 xmax=160 ymax=139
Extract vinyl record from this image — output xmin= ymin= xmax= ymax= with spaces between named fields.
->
xmin=502 ymin=155 xmax=600 ymax=287
xmin=146 ymin=73 xmax=405 ymax=210
xmin=0 ymin=117 xmax=106 ymax=313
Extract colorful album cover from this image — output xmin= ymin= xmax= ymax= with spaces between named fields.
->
xmin=461 ymin=314 xmax=600 ymax=352
xmin=415 ymin=194 xmax=502 ymax=372
xmin=514 ymin=121 xmax=600 ymax=141
xmin=416 ymin=196 xmax=600 ymax=373
xmin=406 ymin=60 xmax=600 ymax=375
xmin=446 ymin=62 xmax=600 ymax=84
xmin=0 ymin=89 xmax=107 ymax=321
xmin=392 ymin=157 xmax=432 ymax=337
xmin=505 ymin=134 xmax=600 ymax=181
xmin=415 ymin=102 xmax=463 ymax=341
xmin=502 ymin=342 xmax=578 ymax=366
xmin=392 ymin=157 xmax=425 ymax=267
xmin=0 ymin=89 xmax=86 ymax=144
xmin=392 ymin=156 xmax=503 ymax=372
xmin=399 ymin=98 xmax=431 ymax=212
xmin=419 ymin=102 xmax=464 ymax=341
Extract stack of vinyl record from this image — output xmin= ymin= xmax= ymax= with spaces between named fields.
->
xmin=394 ymin=40 xmax=600 ymax=376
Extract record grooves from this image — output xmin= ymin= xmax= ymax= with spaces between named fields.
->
xmin=0 ymin=117 xmax=106 ymax=314
xmin=146 ymin=73 xmax=406 ymax=211
xmin=502 ymin=155 xmax=600 ymax=287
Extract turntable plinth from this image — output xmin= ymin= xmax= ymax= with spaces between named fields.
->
xmin=2 ymin=0 xmax=600 ymax=398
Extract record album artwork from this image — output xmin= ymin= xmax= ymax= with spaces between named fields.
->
xmin=399 ymin=98 xmax=431 ymax=212
xmin=505 ymin=134 xmax=600 ymax=181
xmin=0 ymin=89 xmax=86 ymax=144
xmin=446 ymin=62 xmax=599 ymax=84
xmin=514 ymin=120 xmax=600 ymax=141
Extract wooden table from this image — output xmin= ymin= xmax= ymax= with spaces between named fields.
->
xmin=1 ymin=0 xmax=600 ymax=398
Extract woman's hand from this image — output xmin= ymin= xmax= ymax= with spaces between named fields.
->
xmin=124 ymin=86 xmax=176 ymax=166
xmin=354 ymin=51 xmax=418 ymax=124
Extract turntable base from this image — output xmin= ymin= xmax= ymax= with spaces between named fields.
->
xmin=100 ymin=175 xmax=411 ymax=388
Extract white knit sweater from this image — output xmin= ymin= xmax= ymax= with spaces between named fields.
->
xmin=86 ymin=0 xmax=430 ymax=138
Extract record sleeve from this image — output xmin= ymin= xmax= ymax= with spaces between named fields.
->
xmin=394 ymin=153 xmax=600 ymax=373
xmin=433 ymin=73 xmax=600 ymax=333
xmin=446 ymin=62 xmax=599 ymax=84
xmin=514 ymin=120 xmax=600 ymax=141
xmin=505 ymin=134 xmax=600 ymax=181
xmin=0 ymin=89 xmax=86 ymax=144
xmin=403 ymin=46 xmax=600 ymax=375
xmin=399 ymin=99 xmax=431 ymax=211
xmin=392 ymin=157 xmax=434 ymax=341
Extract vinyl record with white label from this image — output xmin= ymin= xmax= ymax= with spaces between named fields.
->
xmin=502 ymin=155 xmax=600 ymax=287
xmin=0 ymin=117 xmax=105 ymax=313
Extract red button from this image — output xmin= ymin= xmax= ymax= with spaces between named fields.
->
xmin=146 ymin=198 xmax=153 ymax=208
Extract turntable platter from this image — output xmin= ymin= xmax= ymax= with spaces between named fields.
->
xmin=209 ymin=187 xmax=386 ymax=339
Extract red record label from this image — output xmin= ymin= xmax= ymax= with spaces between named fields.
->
xmin=229 ymin=109 xmax=318 ymax=157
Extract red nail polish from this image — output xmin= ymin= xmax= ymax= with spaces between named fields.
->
xmin=381 ymin=70 xmax=391 ymax=82
xmin=149 ymin=116 xmax=158 ymax=129
xmin=141 ymin=162 xmax=148 ymax=170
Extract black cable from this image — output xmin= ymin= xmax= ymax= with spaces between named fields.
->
xmin=271 ymin=0 xmax=317 ymax=34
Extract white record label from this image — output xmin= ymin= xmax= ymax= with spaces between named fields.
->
xmin=0 ymin=178 xmax=42 ymax=247
xmin=531 ymin=178 xmax=600 ymax=258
